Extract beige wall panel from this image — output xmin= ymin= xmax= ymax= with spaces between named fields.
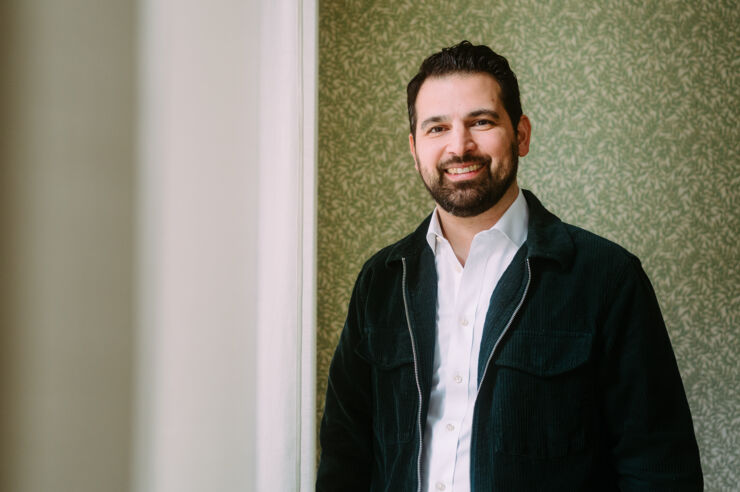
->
xmin=0 ymin=2 xmax=135 ymax=491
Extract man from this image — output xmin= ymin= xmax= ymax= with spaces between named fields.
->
xmin=317 ymin=41 xmax=702 ymax=491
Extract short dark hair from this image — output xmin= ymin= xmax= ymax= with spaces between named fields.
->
xmin=407 ymin=41 xmax=522 ymax=136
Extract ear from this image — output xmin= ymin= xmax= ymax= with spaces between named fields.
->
xmin=409 ymin=133 xmax=419 ymax=171
xmin=516 ymin=115 xmax=531 ymax=157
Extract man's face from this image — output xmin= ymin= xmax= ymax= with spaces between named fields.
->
xmin=409 ymin=73 xmax=530 ymax=217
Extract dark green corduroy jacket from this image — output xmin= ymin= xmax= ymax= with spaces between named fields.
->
xmin=317 ymin=190 xmax=702 ymax=491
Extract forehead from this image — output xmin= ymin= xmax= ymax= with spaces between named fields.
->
xmin=415 ymin=73 xmax=504 ymax=117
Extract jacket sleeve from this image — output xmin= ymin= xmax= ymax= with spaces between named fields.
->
xmin=598 ymin=256 xmax=703 ymax=490
xmin=316 ymin=270 xmax=373 ymax=491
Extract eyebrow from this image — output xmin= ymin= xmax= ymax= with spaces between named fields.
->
xmin=419 ymin=109 xmax=501 ymax=131
xmin=468 ymin=109 xmax=500 ymax=120
xmin=419 ymin=115 xmax=447 ymax=130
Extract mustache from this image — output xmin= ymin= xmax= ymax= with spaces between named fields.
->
xmin=438 ymin=153 xmax=491 ymax=170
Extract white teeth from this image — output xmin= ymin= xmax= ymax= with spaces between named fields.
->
xmin=446 ymin=163 xmax=483 ymax=174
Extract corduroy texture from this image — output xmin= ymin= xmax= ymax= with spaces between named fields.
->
xmin=317 ymin=191 xmax=702 ymax=490
xmin=318 ymin=1 xmax=739 ymax=488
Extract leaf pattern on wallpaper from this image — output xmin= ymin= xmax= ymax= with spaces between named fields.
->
xmin=317 ymin=0 xmax=739 ymax=488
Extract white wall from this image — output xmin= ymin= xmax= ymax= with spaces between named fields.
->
xmin=135 ymin=0 xmax=260 ymax=490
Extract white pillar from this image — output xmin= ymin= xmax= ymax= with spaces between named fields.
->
xmin=135 ymin=0 xmax=316 ymax=490
xmin=255 ymin=0 xmax=317 ymax=490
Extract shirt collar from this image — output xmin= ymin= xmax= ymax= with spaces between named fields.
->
xmin=425 ymin=187 xmax=529 ymax=253
xmin=425 ymin=205 xmax=445 ymax=253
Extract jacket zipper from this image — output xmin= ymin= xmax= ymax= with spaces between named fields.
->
xmin=401 ymin=257 xmax=424 ymax=492
xmin=476 ymin=257 xmax=532 ymax=396
xmin=402 ymin=257 xmax=531 ymax=491
xmin=469 ymin=258 xmax=531 ymax=489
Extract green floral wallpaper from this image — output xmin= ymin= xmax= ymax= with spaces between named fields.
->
xmin=317 ymin=1 xmax=739 ymax=488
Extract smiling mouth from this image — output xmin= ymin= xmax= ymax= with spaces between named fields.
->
xmin=445 ymin=163 xmax=484 ymax=175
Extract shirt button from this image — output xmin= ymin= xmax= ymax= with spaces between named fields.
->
xmin=461 ymin=318 xmax=469 ymax=326
xmin=446 ymin=423 xmax=455 ymax=431
xmin=454 ymin=374 xmax=463 ymax=384
xmin=436 ymin=483 xmax=446 ymax=491
xmin=455 ymin=264 xmax=462 ymax=273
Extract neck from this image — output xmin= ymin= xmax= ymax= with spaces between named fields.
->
xmin=437 ymin=182 xmax=519 ymax=266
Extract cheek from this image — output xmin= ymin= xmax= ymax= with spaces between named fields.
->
xmin=479 ymin=137 xmax=507 ymax=154
xmin=415 ymin=146 xmax=440 ymax=169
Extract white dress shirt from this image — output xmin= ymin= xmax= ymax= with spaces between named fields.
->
xmin=421 ymin=188 xmax=529 ymax=492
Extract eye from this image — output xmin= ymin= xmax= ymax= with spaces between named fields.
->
xmin=428 ymin=125 xmax=445 ymax=134
xmin=472 ymin=119 xmax=494 ymax=127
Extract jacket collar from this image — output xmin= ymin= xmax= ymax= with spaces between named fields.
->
xmin=385 ymin=189 xmax=574 ymax=268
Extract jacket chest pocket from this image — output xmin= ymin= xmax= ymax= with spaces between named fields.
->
xmin=355 ymin=326 xmax=417 ymax=445
xmin=490 ymin=330 xmax=594 ymax=458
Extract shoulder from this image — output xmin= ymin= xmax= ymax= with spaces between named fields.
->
xmin=356 ymin=214 xmax=433 ymax=279
xmin=523 ymin=189 xmax=641 ymax=276
xmin=564 ymin=222 xmax=640 ymax=266
xmin=559 ymin=222 xmax=653 ymax=305
xmin=361 ymin=240 xmax=403 ymax=273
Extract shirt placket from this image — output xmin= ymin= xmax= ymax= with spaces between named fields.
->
xmin=426 ymin=244 xmax=460 ymax=491
xmin=447 ymin=246 xmax=483 ymax=490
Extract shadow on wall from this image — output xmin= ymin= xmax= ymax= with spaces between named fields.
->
xmin=0 ymin=0 xmax=15 ymax=488
xmin=0 ymin=3 xmax=135 ymax=491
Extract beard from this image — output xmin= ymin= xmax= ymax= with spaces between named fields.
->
xmin=418 ymin=143 xmax=518 ymax=218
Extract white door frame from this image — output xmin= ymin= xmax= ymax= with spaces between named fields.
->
xmin=255 ymin=0 xmax=317 ymax=490
xmin=135 ymin=0 xmax=317 ymax=490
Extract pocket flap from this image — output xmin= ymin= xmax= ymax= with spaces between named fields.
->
xmin=355 ymin=325 xmax=414 ymax=370
xmin=495 ymin=330 xmax=592 ymax=376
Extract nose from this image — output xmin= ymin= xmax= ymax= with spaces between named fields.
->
xmin=447 ymin=125 xmax=475 ymax=156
